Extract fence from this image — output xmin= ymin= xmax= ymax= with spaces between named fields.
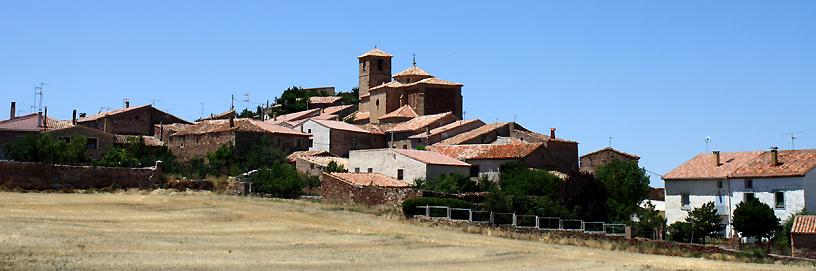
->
xmin=415 ymin=205 xmax=627 ymax=237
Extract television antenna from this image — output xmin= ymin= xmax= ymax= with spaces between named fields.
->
xmin=608 ymin=136 xmax=613 ymax=148
xmin=200 ymin=102 xmax=205 ymax=119
xmin=705 ymin=136 xmax=711 ymax=153
xmin=33 ymin=83 xmax=46 ymax=113
xmin=784 ymin=131 xmax=804 ymax=150
xmin=243 ymin=92 xmax=251 ymax=108
xmin=149 ymin=98 xmax=161 ymax=106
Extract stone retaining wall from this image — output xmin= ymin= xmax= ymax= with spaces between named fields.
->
xmin=0 ymin=161 xmax=159 ymax=190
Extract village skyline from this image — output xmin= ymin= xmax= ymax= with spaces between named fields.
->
xmin=2 ymin=1 xmax=815 ymax=186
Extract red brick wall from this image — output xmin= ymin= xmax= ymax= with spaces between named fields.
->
xmin=0 ymin=161 xmax=159 ymax=190
xmin=317 ymin=173 xmax=420 ymax=206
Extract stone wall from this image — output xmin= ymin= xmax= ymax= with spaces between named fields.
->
xmin=330 ymin=129 xmax=385 ymax=157
xmin=579 ymin=150 xmax=638 ymax=174
xmin=317 ymin=173 xmax=420 ymax=206
xmin=0 ymin=161 xmax=159 ymax=190
xmin=792 ymin=234 xmax=816 ymax=259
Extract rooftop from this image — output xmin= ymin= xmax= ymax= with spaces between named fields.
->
xmin=115 ymin=135 xmax=165 ymax=147
xmin=369 ymin=77 xmax=463 ymax=92
xmin=325 ymin=172 xmax=411 ymax=188
xmin=300 ymin=156 xmax=349 ymax=168
xmin=321 ymin=105 xmax=354 ymax=116
xmin=174 ymin=118 xmax=309 ymax=137
xmin=664 ymin=149 xmax=816 ymax=180
xmin=380 ymin=105 xmax=418 ymax=121
xmin=358 ymin=48 xmax=393 ymax=58
xmin=409 ymin=119 xmax=485 ymax=139
xmin=287 ymin=150 xmax=334 ymax=163
xmin=393 ymin=66 xmax=432 ymax=77
xmin=308 ymin=96 xmax=342 ymax=104
xmin=0 ymin=113 xmax=72 ymax=131
xmin=581 ymin=147 xmax=640 ymax=160
xmin=387 ymin=112 xmax=455 ymax=133
xmin=268 ymin=108 xmax=321 ymax=123
xmin=428 ymin=143 xmax=544 ymax=160
xmin=792 ymin=215 xmax=816 ymax=234
xmin=311 ymin=119 xmax=383 ymax=134
xmin=436 ymin=122 xmax=509 ymax=145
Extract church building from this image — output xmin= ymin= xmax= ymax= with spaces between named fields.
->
xmin=357 ymin=48 xmax=463 ymax=124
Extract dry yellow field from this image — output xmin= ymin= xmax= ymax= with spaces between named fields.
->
xmin=0 ymin=192 xmax=809 ymax=271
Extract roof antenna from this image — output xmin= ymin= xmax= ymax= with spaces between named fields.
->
xmin=412 ymin=53 xmax=416 ymax=66
xmin=608 ymin=136 xmax=613 ymax=148
xmin=784 ymin=131 xmax=803 ymax=150
xmin=705 ymin=136 xmax=711 ymax=153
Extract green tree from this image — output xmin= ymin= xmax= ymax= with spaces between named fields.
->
xmin=733 ymin=197 xmax=780 ymax=249
xmin=418 ymin=174 xmax=480 ymax=194
xmin=337 ymin=87 xmax=359 ymax=106
xmin=96 ymin=147 xmax=140 ymax=168
xmin=778 ymin=209 xmax=809 ymax=248
xmin=247 ymin=163 xmax=307 ymax=198
xmin=206 ymin=145 xmax=241 ymax=176
xmin=634 ymin=201 xmax=667 ymax=239
xmin=323 ymin=161 xmax=347 ymax=173
xmin=667 ymin=221 xmax=694 ymax=242
xmin=595 ymin=160 xmax=650 ymax=223
xmin=499 ymin=162 xmax=561 ymax=197
xmin=684 ymin=202 xmax=723 ymax=244
xmin=6 ymin=133 xmax=89 ymax=165
xmin=559 ymin=172 xmax=608 ymax=221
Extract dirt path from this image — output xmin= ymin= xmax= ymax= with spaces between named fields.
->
xmin=0 ymin=192 xmax=808 ymax=270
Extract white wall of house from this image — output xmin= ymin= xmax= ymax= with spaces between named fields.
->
xmin=467 ymin=159 xmax=516 ymax=182
xmin=298 ymin=120 xmax=330 ymax=152
xmin=349 ymin=149 xmax=427 ymax=184
xmin=426 ymin=164 xmax=471 ymax=181
xmin=666 ymin=171 xmax=815 ymax=237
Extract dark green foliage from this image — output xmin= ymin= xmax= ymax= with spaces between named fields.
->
xmin=733 ymin=197 xmax=780 ymax=241
xmin=778 ymin=209 xmax=808 ymax=247
xmin=667 ymin=221 xmax=694 ymax=242
xmin=204 ymin=138 xmax=286 ymax=176
xmin=237 ymin=108 xmax=255 ymax=118
xmin=595 ymin=160 xmax=650 ymax=223
xmin=416 ymin=174 xmax=484 ymax=194
xmin=414 ymin=145 xmax=426 ymax=150
xmin=558 ymin=172 xmax=608 ymax=221
xmin=96 ymin=147 xmax=140 ymax=167
xmin=96 ymin=136 xmax=177 ymax=171
xmin=483 ymin=191 xmax=513 ymax=212
xmin=686 ymin=202 xmax=724 ymax=244
xmin=271 ymin=86 xmax=359 ymax=116
xmin=246 ymin=163 xmax=307 ymax=198
xmin=401 ymin=197 xmax=472 ymax=217
xmin=499 ymin=162 xmax=561 ymax=197
xmin=206 ymin=145 xmax=241 ymax=176
xmin=634 ymin=201 xmax=667 ymax=239
xmin=518 ymin=196 xmax=575 ymax=217
xmin=6 ymin=133 xmax=89 ymax=165
xmin=337 ymin=87 xmax=359 ymax=106
xmin=323 ymin=161 xmax=347 ymax=173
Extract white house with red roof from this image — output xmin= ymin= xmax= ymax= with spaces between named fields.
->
xmin=664 ymin=148 xmax=816 ymax=237
xmin=348 ymin=148 xmax=471 ymax=184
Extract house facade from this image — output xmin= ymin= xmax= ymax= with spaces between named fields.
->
xmin=580 ymin=147 xmax=640 ymax=174
xmin=664 ymin=149 xmax=816 ymax=238
xmin=169 ymin=118 xmax=311 ymax=161
xmin=296 ymin=119 xmax=385 ymax=157
xmin=348 ymin=148 xmax=471 ymax=184
xmin=77 ymin=104 xmax=189 ymax=136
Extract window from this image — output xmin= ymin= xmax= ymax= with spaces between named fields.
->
xmin=745 ymin=179 xmax=753 ymax=189
xmin=367 ymin=168 xmax=373 ymax=173
xmin=717 ymin=180 xmax=722 ymax=189
xmin=397 ymin=169 xmax=404 ymax=180
xmin=354 ymin=167 xmax=360 ymax=173
xmin=681 ymin=194 xmax=690 ymax=209
xmin=402 ymin=145 xmax=408 ymax=149
xmin=377 ymin=59 xmax=383 ymax=71
xmin=376 ymin=99 xmax=380 ymax=109
xmin=775 ymin=191 xmax=785 ymax=209
xmin=307 ymin=129 xmax=312 ymax=133
xmin=310 ymin=164 xmax=314 ymax=170
xmin=744 ymin=192 xmax=755 ymax=201
xmin=86 ymin=138 xmax=98 ymax=150
xmin=362 ymin=61 xmax=366 ymax=71
xmin=470 ymin=165 xmax=480 ymax=177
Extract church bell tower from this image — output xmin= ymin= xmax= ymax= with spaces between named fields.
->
xmin=358 ymin=48 xmax=392 ymax=112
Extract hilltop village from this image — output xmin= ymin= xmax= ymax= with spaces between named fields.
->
xmin=2 ymin=48 xmax=816 ymax=259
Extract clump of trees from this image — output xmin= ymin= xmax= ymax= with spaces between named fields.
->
xmin=733 ymin=197 xmax=780 ymax=251
xmin=5 ymin=133 xmax=89 ymax=165
xmin=270 ymin=86 xmax=359 ymax=116
xmin=595 ymin=160 xmax=651 ymax=223
xmin=246 ymin=163 xmax=317 ymax=198
xmin=323 ymin=161 xmax=347 ymax=173
xmin=667 ymin=202 xmax=722 ymax=244
xmin=96 ymin=137 xmax=176 ymax=169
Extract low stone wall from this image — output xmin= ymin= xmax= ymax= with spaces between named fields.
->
xmin=0 ymin=161 xmax=159 ymax=190
xmin=317 ymin=174 xmax=420 ymax=206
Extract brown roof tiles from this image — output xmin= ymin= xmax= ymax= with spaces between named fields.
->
xmin=393 ymin=66 xmax=432 ymax=77
xmin=428 ymin=143 xmax=544 ymax=160
xmin=308 ymin=96 xmax=342 ymax=104
xmin=392 ymin=149 xmax=471 ymax=167
xmin=174 ymin=118 xmax=309 ymax=137
xmin=793 ymin=215 xmax=816 ymax=234
xmin=358 ymin=48 xmax=393 ymax=58
xmin=380 ymin=105 xmax=418 ymax=121
xmin=664 ymin=149 xmax=816 ymax=180
xmin=386 ymin=112 xmax=455 ymax=133
xmin=326 ymin=172 xmax=410 ymax=188
xmin=311 ymin=119 xmax=384 ymax=134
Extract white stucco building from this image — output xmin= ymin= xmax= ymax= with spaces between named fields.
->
xmin=664 ymin=149 xmax=816 ymax=238
xmin=348 ymin=148 xmax=471 ymax=185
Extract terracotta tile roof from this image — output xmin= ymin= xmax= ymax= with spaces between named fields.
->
xmin=358 ymin=48 xmax=393 ymax=58
xmin=321 ymin=105 xmax=354 ymax=116
xmin=393 ymin=66 xmax=432 ymax=77
xmin=287 ymin=150 xmax=334 ymax=163
xmin=437 ymin=122 xmax=508 ymax=145
xmin=428 ymin=143 xmax=544 ymax=160
xmin=312 ymin=114 xmax=339 ymax=121
xmin=380 ymin=105 xmax=418 ymax=120
xmin=268 ymin=108 xmax=321 ymax=124
xmin=197 ymin=110 xmax=235 ymax=121
xmin=174 ymin=118 xmax=309 ymax=137
xmin=157 ymin=123 xmax=193 ymax=132
xmin=370 ymin=77 xmax=463 ymax=92
xmin=115 ymin=135 xmax=165 ymax=147
xmin=409 ymin=119 xmax=485 ymax=139
xmin=386 ymin=112 xmax=455 ymax=133
xmin=792 ymin=215 xmax=816 ymax=234
xmin=78 ymin=104 xmax=152 ymax=122
xmin=581 ymin=147 xmax=640 ymax=159
xmin=312 ymin=119 xmax=384 ymax=134
xmin=730 ymin=150 xmax=816 ymax=178
xmin=511 ymin=129 xmax=578 ymax=144
xmin=392 ymin=149 xmax=471 ymax=167
xmin=300 ymin=156 xmax=348 ymax=168
xmin=351 ymin=111 xmax=370 ymax=121
xmin=0 ymin=113 xmax=70 ymax=131
xmin=665 ymin=149 xmax=816 ymax=180
xmin=663 ymin=152 xmax=761 ymax=180
xmin=326 ymin=172 xmax=411 ymax=188
xmin=308 ymin=96 xmax=342 ymax=104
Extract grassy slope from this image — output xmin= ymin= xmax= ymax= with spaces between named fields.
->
xmin=0 ymin=191 xmax=807 ymax=271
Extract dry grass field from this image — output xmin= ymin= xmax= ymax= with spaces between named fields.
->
xmin=0 ymin=191 xmax=810 ymax=271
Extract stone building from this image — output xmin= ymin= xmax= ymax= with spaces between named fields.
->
xmin=296 ymin=119 xmax=386 ymax=157
xmin=317 ymin=172 xmax=417 ymax=206
xmin=408 ymin=119 xmax=485 ymax=148
xmin=169 ymin=118 xmax=311 ymax=161
xmin=428 ymin=142 xmax=573 ymax=181
xmin=44 ymin=125 xmax=116 ymax=160
xmin=348 ymin=148 xmax=471 ymax=184
xmin=579 ymin=147 xmax=640 ymax=174
xmin=357 ymin=48 xmax=463 ymax=124
xmin=0 ymin=104 xmax=74 ymax=159
xmin=153 ymin=123 xmax=192 ymax=143
xmin=383 ymin=112 xmax=458 ymax=149
xmin=77 ymin=104 xmax=189 ymax=136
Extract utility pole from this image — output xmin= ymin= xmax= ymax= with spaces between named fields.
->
xmin=200 ymin=102 xmax=205 ymax=119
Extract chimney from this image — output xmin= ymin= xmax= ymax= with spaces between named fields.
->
xmin=771 ymin=147 xmax=780 ymax=166
xmin=9 ymin=101 xmax=15 ymax=119
xmin=550 ymin=128 xmax=556 ymax=139
xmin=37 ymin=111 xmax=43 ymax=128
xmin=713 ymin=150 xmax=721 ymax=166
xmin=425 ymin=126 xmax=431 ymax=135
xmin=72 ymin=110 xmax=77 ymax=125
xmin=43 ymin=107 xmax=48 ymax=129
xmin=124 ymin=100 xmax=130 ymax=108
xmin=229 ymin=114 xmax=235 ymax=128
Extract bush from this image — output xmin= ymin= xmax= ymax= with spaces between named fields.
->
xmin=247 ymin=163 xmax=308 ymax=198
xmin=667 ymin=221 xmax=694 ymax=242
xmin=401 ymin=197 xmax=472 ymax=218
xmin=323 ymin=161 xmax=347 ymax=173
xmin=733 ymin=197 xmax=780 ymax=242
xmin=6 ymin=133 xmax=89 ymax=165
xmin=417 ymin=174 xmax=485 ymax=194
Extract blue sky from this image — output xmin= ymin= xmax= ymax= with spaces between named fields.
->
xmin=1 ymin=1 xmax=814 ymax=186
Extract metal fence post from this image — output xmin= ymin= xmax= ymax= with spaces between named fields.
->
xmin=425 ymin=205 xmax=430 ymax=216
xmin=490 ymin=212 xmax=494 ymax=224
xmin=535 ymin=216 xmax=540 ymax=229
xmin=468 ymin=209 xmax=473 ymax=222
xmin=512 ymin=213 xmax=517 ymax=226
xmin=446 ymin=207 xmax=451 ymax=219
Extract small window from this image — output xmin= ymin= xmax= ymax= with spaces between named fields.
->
xmin=397 ymin=169 xmax=404 ymax=180
xmin=86 ymin=138 xmax=98 ymax=150
xmin=745 ymin=179 xmax=753 ymax=189
xmin=775 ymin=191 xmax=785 ymax=209
xmin=717 ymin=180 xmax=722 ymax=189
xmin=469 ymin=165 xmax=480 ymax=177
xmin=367 ymin=168 xmax=373 ymax=173
xmin=681 ymin=194 xmax=690 ymax=208
xmin=402 ymin=145 xmax=408 ymax=149
xmin=377 ymin=59 xmax=383 ymax=71
xmin=744 ymin=192 xmax=755 ymax=201
xmin=376 ymin=99 xmax=380 ymax=109
xmin=354 ymin=167 xmax=360 ymax=173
